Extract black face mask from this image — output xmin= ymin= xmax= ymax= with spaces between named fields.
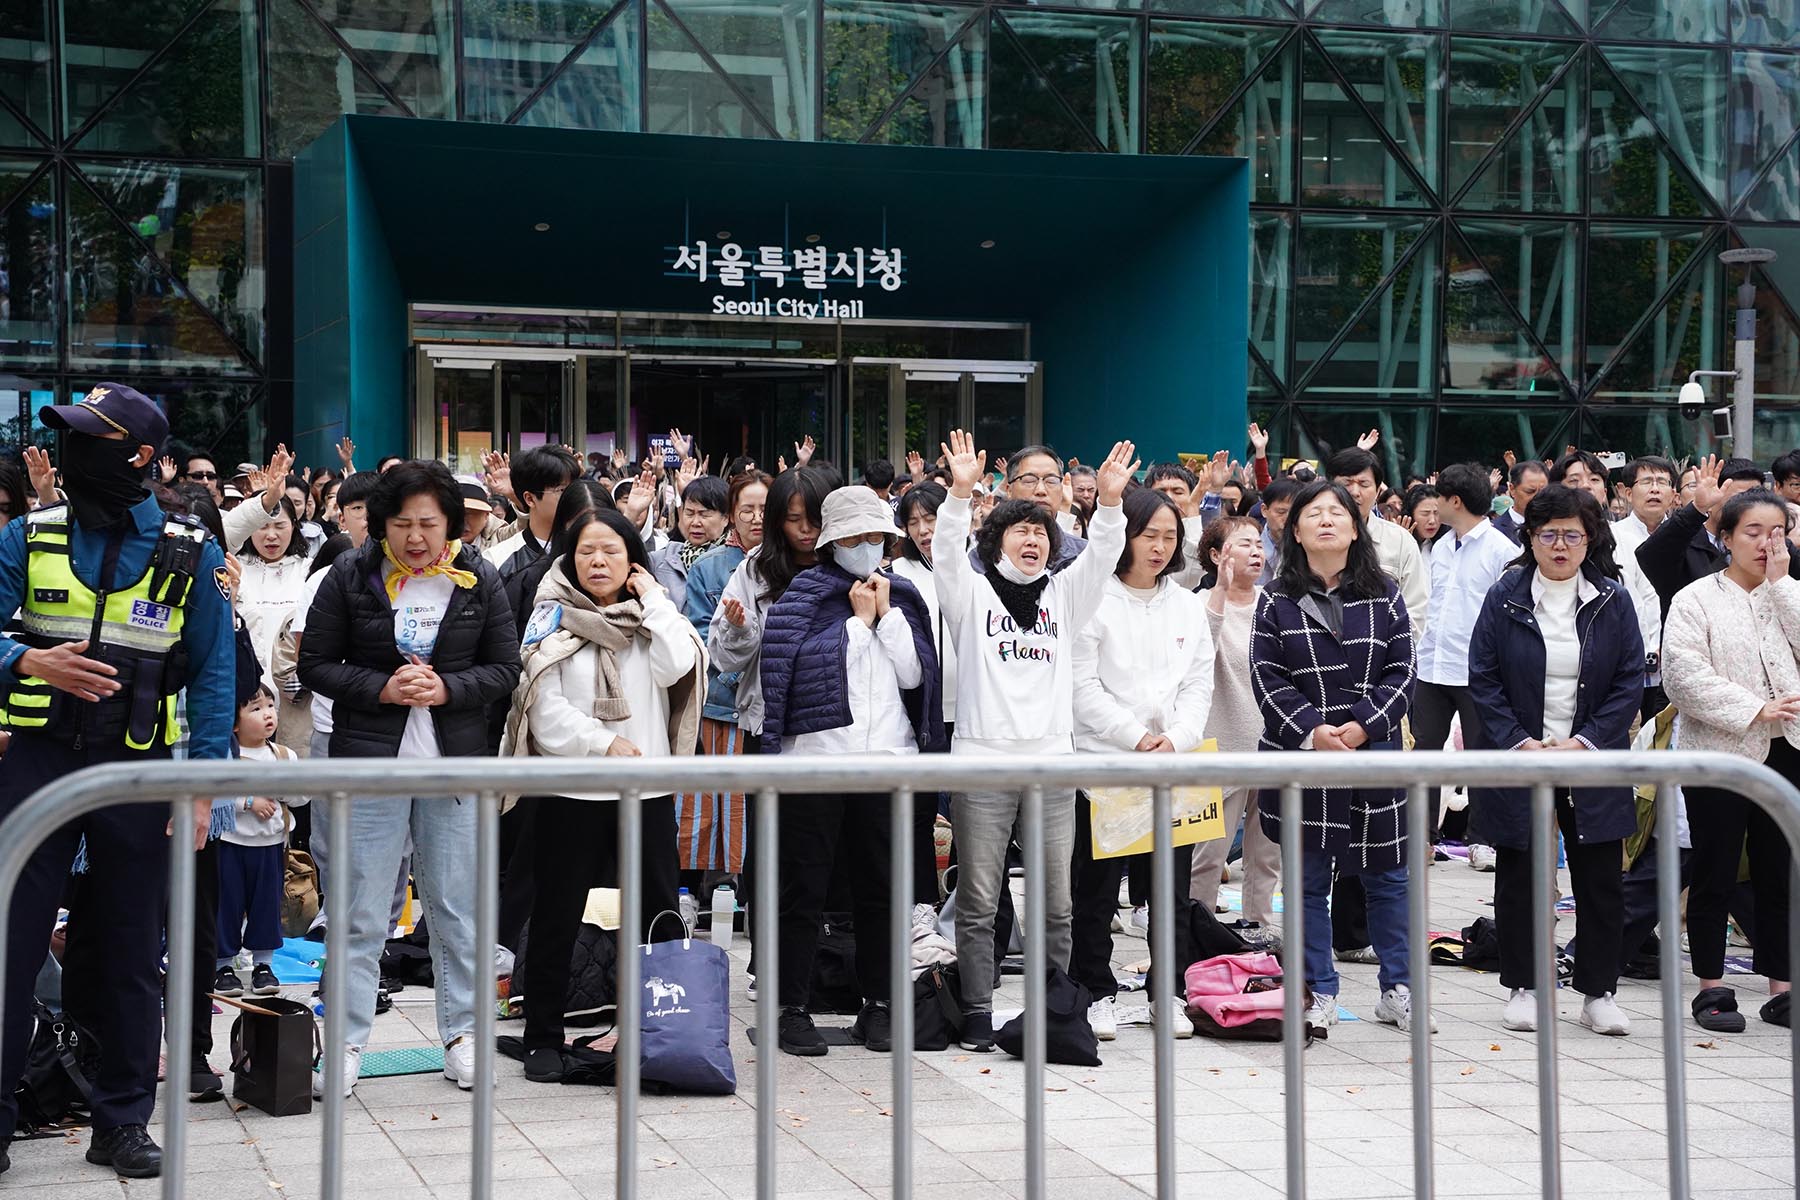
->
xmin=60 ymin=435 xmax=149 ymax=530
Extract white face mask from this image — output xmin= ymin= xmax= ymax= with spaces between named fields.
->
xmin=993 ymin=555 xmax=1046 ymax=585
xmin=834 ymin=540 xmax=885 ymax=579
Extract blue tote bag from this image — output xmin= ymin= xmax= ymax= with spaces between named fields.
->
xmin=639 ymin=913 xmax=737 ymax=1095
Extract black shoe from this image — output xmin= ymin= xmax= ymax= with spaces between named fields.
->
xmin=1693 ymin=986 xmax=1747 ymax=1033
xmin=1621 ymin=954 xmax=1662 ymax=981
xmin=0 ymin=1138 xmax=10 ymax=1175
xmin=211 ymin=965 xmax=243 ymax=998
xmin=850 ymin=1002 xmax=892 ymax=1052
xmin=189 ymin=1059 xmax=225 ymax=1101
xmin=523 ymin=1048 xmax=566 ymax=1083
xmin=86 ymin=1125 xmax=162 ymax=1179
xmin=959 ymin=1011 xmax=996 ymax=1053
xmin=250 ymin=964 xmax=281 ymax=996
xmin=1762 ymin=992 xmax=1791 ymax=1028
xmin=777 ymin=1008 xmax=828 ymax=1057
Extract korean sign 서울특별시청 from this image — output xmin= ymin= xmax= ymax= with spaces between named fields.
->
xmin=668 ymin=239 xmax=905 ymax=320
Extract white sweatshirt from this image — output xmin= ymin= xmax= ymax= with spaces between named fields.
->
xmin=238 ymin=554 xmax=312 ymax=692
xmin=889 ymin=555 xmax=958 ymax=724
xmin=1072 ymin=576 xmax=1216 ymax=753
xmin=223 ymin=742 xmax=309 ymax=848
xmin=526 ymin=588 xmax=699 ymax=801
xmin=930 ymin=494 xmax=1125 ymax=753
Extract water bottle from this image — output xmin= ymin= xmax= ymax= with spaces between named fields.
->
xmin=677 ymin=887 xmax=698 ymax=935
xmin=710 ymin=883 xmax=736 ymax=951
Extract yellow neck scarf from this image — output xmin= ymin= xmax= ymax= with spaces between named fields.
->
xmin=382 ymin=538 xmax=478 ymax=602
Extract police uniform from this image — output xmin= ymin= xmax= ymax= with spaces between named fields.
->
xmin=0 ymin=386 xmax=232 ymax=1172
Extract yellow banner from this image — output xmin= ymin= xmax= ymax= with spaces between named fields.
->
xmin=1088 ymin=740 xmax=1228 ymax=859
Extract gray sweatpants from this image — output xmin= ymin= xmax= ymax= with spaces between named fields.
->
xmin=952 ymin=788 xmax=1077 ymax=1012
xmin=1191 ymin=787 xmax=1281 ymax=927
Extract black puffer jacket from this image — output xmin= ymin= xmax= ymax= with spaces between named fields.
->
xmin=298 ymin=541 xmax=522 ymax=758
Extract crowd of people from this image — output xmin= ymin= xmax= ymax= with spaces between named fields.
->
xmin=0 ymin=383 xmax=1798 ymax=1180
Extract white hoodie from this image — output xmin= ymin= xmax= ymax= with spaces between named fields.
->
xmin=1072 ymin=576 xmax=1216 ymax=753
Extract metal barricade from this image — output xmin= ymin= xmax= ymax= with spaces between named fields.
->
xmin=0 ymin=749 xmax=1796 ymax=1200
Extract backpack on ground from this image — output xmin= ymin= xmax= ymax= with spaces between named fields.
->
xmin=1185 ymin=952 xmax=1321 ymax=1043
xmin=996 ymin=968 xmax=1101 ymax=1066
xmin=13 ymin=1002 xmax=102 ymax=1133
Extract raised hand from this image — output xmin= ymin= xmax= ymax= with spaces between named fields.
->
xmin=1357 ymin=429 xmax=1380 ymax=452
xmin=1207 ymin=450 xmax=1231 ymax=494
xmin=1248 ymin=422 xmax=1269 ymax=458
xmin=268 ymin=443 xmax=294 ymax=486
xmin=777 ymin=454 xmax=789 ymax=474
xmin=483 ymin=450 xmax=513 ymax=501
xmin=157 ymin=454 xmax=177 ymax=484
xmin=676 ymin=456 xmax=699 ymax=496
xmin=794 ymin=435 xmax=816 ymax=467
xmin=940 ymin=429 xmax=987 ymax=500
xmin=1691 ymin=453 xmax=1724 ymax=514
xmin=337 ymin=436 xmax=356 ymax=473
xmin=1502 ymin=449 xmax=1517 ymax=470
xmin=624 ymin=466 xmax=657 ymax=524
xmin=610 ymin=446 xmax=628 ymax=471
xmin=1095 ymin=440 xmax=1140 ymax=507
xmin=669 ymin=428 xmax=693 ymax=460
xmin=22 ymin=445 xmax=55 ymax=500
xmin=906 ymin=450 xmax=925 ymax=481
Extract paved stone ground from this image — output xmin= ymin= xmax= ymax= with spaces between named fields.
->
xmin=0 ymin=858 xmax=1792 ymax=1200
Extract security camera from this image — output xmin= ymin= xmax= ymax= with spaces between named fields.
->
xmin=1678 ymin=380 xmax=1706 ymax=420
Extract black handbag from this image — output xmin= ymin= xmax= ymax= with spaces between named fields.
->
xmin=996 ymin=968 xmax=1102 ymax=1067
xmin=13 ymin=1002 xmax=101 ymax=1133
xmin=228 ymin=997 xmax=320 ymax=1117
xmin=913 ymin=965 xmax=965 ymax=1051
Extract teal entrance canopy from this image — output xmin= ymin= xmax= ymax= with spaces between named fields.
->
xmin=294 ymin=115 xmax=1247 ymax=467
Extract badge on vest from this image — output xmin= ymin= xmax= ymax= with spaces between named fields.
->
xmin=522 ymin=601 xmax=562 ymax=646
xmin=128 ymin=599 xmax=174 ymax=630
xmin=32 ymin=588 xmax=68 ymax=604
xmin=214 ymin=565 xmax=232 ymax=601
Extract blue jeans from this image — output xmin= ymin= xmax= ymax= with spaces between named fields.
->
xmin=338 ymin=794 xmax=479 ymax=1049
xmin=1300 ymin=849 xmax=1410 ymax=997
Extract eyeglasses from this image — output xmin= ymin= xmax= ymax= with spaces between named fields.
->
xmin=1535 ymin=529 xmax=1587 ymax=547
xmin=188 ymin=471 xmax=218 ymax=481
xmin=1011 ymin=473 xmax=1062 ymax=489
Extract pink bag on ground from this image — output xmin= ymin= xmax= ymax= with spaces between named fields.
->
xmin=1185 ymin=952 xmax=1315 ymax=1041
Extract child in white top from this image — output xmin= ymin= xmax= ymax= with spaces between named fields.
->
xmin=215 ymin=686 xmax=308 ymax=998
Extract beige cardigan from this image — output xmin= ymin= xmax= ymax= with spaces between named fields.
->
xmin=1661 ymin=572 xmax=1800 ymax=761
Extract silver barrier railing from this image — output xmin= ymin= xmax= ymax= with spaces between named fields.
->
xmin=1 ymin=749 xmax=1797 ymax=1200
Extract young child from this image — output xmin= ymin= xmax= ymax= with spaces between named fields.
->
xmin=214 ymin=686 xmax=305 ymax=998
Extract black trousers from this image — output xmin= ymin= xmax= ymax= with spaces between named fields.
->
xmin=1331 ymin=873 xmax=1370 ymax=952
xmin=1565 ymin=838 xmax=1756 ymax=965
xmin=777 ymin=793 xmax=891 ymax=1010
xmin=1411 ymin=681 xmax=1486 ymax=841
xmin=522 ymin=794 xmax=680 ymax=1050
xmin=1687 ymin=738 xmax=1798 ymax=983
xmin=1069 ymin=793 xmax=1192 ymax=1001
xmin=0 ymin=735 xmax=172 ymax=1136
xmin=1493 ymin=792 xmax=1625 ymax=996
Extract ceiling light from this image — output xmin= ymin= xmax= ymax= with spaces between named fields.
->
xmin=980 ymin=239 xmax=995 ymax=249
xmin=533 ymin=222 xmax=550 ymax=232
xmin=716 ymin=230 xmax=732 ymax=240
xmin=805 ymin=233 xmax=821 ymax=244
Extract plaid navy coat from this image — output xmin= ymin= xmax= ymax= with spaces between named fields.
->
xmin=1250 ymin=580 xmax=1417 ymax=871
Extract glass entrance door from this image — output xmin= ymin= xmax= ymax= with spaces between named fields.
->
xmin=419 ymin=350 xmax=578 ymax=469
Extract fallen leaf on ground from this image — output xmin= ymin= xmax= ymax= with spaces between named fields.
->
xmin=654 ymin=1158 xmax=677 ymax=1168
xmin=1345 ymin=1086 xmax=1363 ymax=1094
xmin=1459 ymin=1066 xmax=1476 ymax=1076
xmin=1047 ymin=1086 xmax=1067 ymax=1093
xmin=849 ymin=1108 xmax=866 ymax=1115
xmin=979 ymin=1068 xmax=991 ymax=1075
xmin=1488 ymin=1044 xmax=1502 ymax=1052
xmin=429 ymin=1114 xmax=439 ymax=1122
xmin=953 ymin=1055 xmax=970 ymax=1063
xmin=1696 ymin=1040 xmax=1717 ymax=1050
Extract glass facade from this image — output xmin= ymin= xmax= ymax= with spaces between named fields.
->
xmin=4 ymin=0 xmax=1799 ymax=473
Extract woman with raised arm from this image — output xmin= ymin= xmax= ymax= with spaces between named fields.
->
xmin=931 ymin=429 xmax=1135 ymax=1053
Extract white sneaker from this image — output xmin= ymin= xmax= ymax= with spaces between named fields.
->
xmin=1154 ymin=996 xmax=1194 ymax=1039
xmin=1088 ymin=995 xmax=1118 ymax=1041
xmin=1502 ymin=988 xmax=1538 ymax=1031
xmin=1469 ymin=844 xmax=1498 ymax=872
xmin=443 ymin=1036 xmax=491 ymax=1089
xmin=1129 ymin=906 xmax=1149 ymax=934
xmin=312 ymin=1046 xmax=362 ymax=1099
xmin=1580 ymin=992 xmax=1631 ymax=1036
xmin=1306 ymin=992 xmax=1339 ymax=1029
xmin=747 ymin=975 xmax=757 ymax=1001
xmin=1374 ymin=984 xmax=1437 ymax=1033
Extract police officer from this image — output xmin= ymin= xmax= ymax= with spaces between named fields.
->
xmin=0 ymin=385 xmax=232 ymax=1179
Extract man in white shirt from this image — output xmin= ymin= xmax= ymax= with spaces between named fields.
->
xmin=1611 ymin=455 xmax=1676 ymax=548
xmin=1325 ymin=447 xmax=1428 ymax=634
xmin=1411 ymin=464 xmax=1517 ymax=863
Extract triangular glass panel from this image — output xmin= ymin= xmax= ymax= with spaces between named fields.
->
xmin=1299 ymin=41 xmax=1429 ymax=208
xmin=1294 ymin=215 xmax=1436 ymax=393
xmin=1586 ymin=227 xmax=1720 ymax=398
xmin=663 ymin=0 xmax=814 ymax=138
xmin=645 ymin=1 xmax=773 ymax=139
xmin=60 ymin=0 xmax=210 ymax=139
xmin=1742 ymin=131 xmax=1800 ymax=221
xmin=1588 ymin=56 xmax=1716 ymax=218
xmin=321 ymin=0 xmax=455 ymax=119
xmin=998 ymin=11 xmax=1138 ymax=153
xmin=1443 ymin=227 xmax=1563 ymax=399
xmin=867 ymin=19 xmax=985 ymax=149
xmin=987 ymin=14 xmax=1098 ymax=152
xmin=1313 ymin=29 xmax=1441 ymax=198
xmin=1448 ymin=38 xmax=1579 ymax=209
xmin=461 ymin=0 xmax=620 ymax=124
xmin=1190 ymin=37 xmax=1294 ymax=203
xmin=0 ymin=164 xmax=54 ymax=365
xmin=0 ymin=158 xmax=43 ymax=216
xmin=1731 ymin=51 xmax=1800 ymax=210
xmin=515 ymin=2 xmax=639 ymax=133
xmin=267 ymin=0 xmax=406 ymax=158
xmin=64 ymin=168 xmax=251 ymax=374
xmin=1152 ymin=0 xmax=1293 ymax=16
xmin=1596 ymin=0 xmax=1726 ymax=42
xmin=75 ymin=0 xmax=260 ymax=157
xmin=77 ymin=161 xmax=264 ymax=365
xmin=1303 ymin=229 xmax=1437 ymax=397
xmin=0 ymin=101 xmax=39 ymax=150
xmin=0 ymin=0 xmax=51 ymax=140
xmin=1600 ymin=45 xmax=1729 ymax=208
xmin=1458 ymin=218 xmax=1581 ymax=380
xmin=1307 ymin=0 xmax=1441 ymax=27
xmin=1148 ymin=21 xmax=1283 ymax=156
xmin=1438 ymin=405 xmax=1574 ymax=470
xmin=1249 ymin=350 xmax=1281 ymax=398
xmin=1250 ymin=211 xmax=1292 ymax=381
xmin=823 ymin=0 xmax=973 ymax=143
xmin=1448 ymin=0 xmax=1579 ymax=34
